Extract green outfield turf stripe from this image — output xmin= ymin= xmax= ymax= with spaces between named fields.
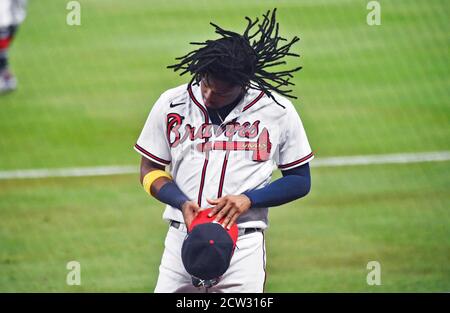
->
xmin=0 ymin=151 xmax=449 ymax=180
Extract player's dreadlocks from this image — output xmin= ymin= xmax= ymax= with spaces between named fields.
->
xmin=167 ymin=8 xmax=302 ymax=107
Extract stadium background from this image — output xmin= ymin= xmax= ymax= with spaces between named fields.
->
xmin=0 ymin=0 xmax=448 ymax=291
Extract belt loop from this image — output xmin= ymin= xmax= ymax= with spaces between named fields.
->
xmin=238 ymin=227 xmax=262 ymax=237
xmin=170 ymin=220 xmax=187 ymax=233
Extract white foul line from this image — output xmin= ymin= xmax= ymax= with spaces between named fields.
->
xmin=0 ymin=151 xmax=449 ymax=180
xmin=0 ymin=166 xmax=138 ymax=180
xmin=312 ymin=151 xmax=450 ymax=167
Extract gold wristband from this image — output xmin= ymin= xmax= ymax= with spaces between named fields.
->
xmin=143 ymin=170 xmax=172 ymax=196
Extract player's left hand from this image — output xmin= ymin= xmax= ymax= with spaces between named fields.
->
xmin=207 ymin=195 xmax=252 ymax=229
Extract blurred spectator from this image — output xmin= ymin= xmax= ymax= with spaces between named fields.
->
xmin=0 ymin=0 xmax=27 ymax=94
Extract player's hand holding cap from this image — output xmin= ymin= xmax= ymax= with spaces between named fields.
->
xmin=181 ymin=208 xmax=238 ymax=285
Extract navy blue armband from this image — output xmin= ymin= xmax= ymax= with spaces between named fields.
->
xmin=243 ymin=163 xmax=311 ymax=209
xmin=155 ymin=181 xmax=190 ymax=211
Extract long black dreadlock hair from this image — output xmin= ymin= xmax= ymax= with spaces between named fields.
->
xmin=167 ymin=8 xmax=302 ymax=107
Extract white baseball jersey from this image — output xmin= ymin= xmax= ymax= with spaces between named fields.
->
xmin=134 ymin=82 xmax=314 ymax=229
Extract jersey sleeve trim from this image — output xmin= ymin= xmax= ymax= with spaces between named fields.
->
xmin=134 ymin=144 xmax=171 ymax=166
xmin=278 ymin=152 xmax=314 ymax=170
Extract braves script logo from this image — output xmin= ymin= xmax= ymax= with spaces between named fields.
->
xmin=166 ymin=113 xmax=271 ymax=161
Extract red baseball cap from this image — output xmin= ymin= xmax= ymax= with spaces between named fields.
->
xmin=187 ymin=208 xmax=238 ymax=247
xmin=181 ymin=208 xmax=239 ymax=281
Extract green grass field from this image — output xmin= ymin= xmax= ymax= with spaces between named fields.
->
xmin=0 ymin=0 xmax=449 ymax=292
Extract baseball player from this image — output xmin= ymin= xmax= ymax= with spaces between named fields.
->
xmin=0 ymin=0 xmax=27 ymax=93
xmin=134 ymin=9 xmax=314 ymax=293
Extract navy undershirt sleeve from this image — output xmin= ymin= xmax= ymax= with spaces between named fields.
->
xmin=155 ymin=181 xmax=189 ymax=211
xmin=243 ymin=162 xmax=311 ymax=208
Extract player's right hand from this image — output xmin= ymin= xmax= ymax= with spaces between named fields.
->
xmin=181 ymin=200 xmax=201 ymax=229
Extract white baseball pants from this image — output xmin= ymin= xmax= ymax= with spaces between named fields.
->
xmin=154 ymin=223 xmax=267 ymax=293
